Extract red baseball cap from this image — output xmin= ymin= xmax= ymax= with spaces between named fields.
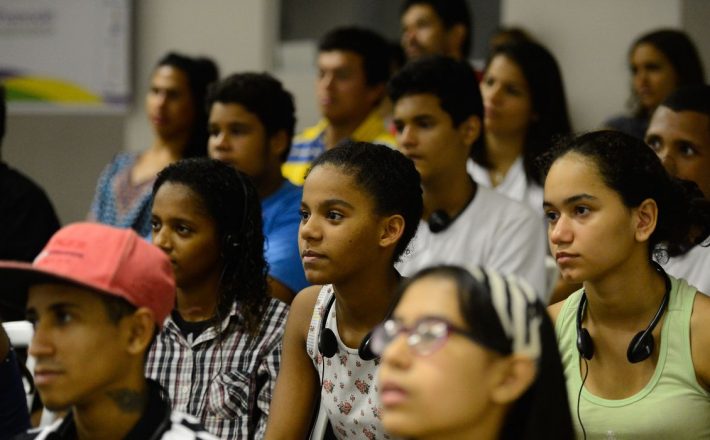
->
xmin=0 ymin=222 xmax=175 ymax=327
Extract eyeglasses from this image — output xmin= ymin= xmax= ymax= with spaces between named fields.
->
xmin=370 ymin=316 xmax=479 ymax=357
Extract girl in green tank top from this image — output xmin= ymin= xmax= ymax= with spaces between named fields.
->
xmin=540 ymin=131 xmax=710 ymax=439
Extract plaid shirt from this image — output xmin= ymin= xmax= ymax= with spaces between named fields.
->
xmin=146 ymin=299 xmax=288 ymax=439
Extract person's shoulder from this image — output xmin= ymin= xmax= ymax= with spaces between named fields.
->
xmin=162 ymin=411 xmax=220 ymax=439
xmin=474 ymin=185 xmax=538 ymax=222
xmin=293 ymin=120 xmax=328 ymax=145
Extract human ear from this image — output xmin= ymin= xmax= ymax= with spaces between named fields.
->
xmin=458 ymin=115 xmax=481 ymax=150
xmin=269 ymin=130 xmax=290 ymax=161
xmin=122 ymin=308 xmax=156 ymax=356
xmin=490 ymin=355 xmax=537 ymax=405
xmin=379 ymin=214 xmax=405 ymax=249
xmin=633 ymin=198 xmax=658 ymax=242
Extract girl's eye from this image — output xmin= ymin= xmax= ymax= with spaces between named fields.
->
xmin=544 ymin=211 xmax=559 ymax=223
xmin=326 ymin=211 xmax=344 ymax=221
xmin=679 ymin=143 xmax=698 ymax=157
xmin=176 ymin=224 xmax=192 ymax=235
xmin=299 ymin=209 xmax=310 ymax=221
xmin=150 ymin=219 xmax=161 ymax=231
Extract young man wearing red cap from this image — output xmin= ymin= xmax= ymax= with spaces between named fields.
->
xmin=2 ymin=222 xmax=217 ymax=440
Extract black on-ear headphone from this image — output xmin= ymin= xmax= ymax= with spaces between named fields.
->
xmin=427 ymin=210 xmax=452 ymax=233
xmin=318 ymin=294 xmax=377 ymax=361
xmin=221 ymin=169 xmax=251 ymax=256
xmin=576 ymin=263 xmax=671 ymax=364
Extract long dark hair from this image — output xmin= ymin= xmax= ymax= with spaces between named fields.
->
xmin=396 ymin=265 xmax=575 ymax=440
xmin=153 ymin=158 xmax=268 ymax=334
xmin=539 ymin=130 xmax=710 ymax=261
xmin=154 ymin=52 xmax=219 ymax=158
xmin=475 ymin=41 xmax=572 ymax=185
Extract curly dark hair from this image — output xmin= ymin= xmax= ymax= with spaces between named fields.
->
xmin=153 ymin=158 xmax=269 ymax=334
xmin=206 ymin=72 xmax=296 ymax=162
xmin=307 ymin=141 xmax=423 ymax=262
xmin=476 ymin=41 xmax=572 ymax=185
xmin=155 ymin=52 xmax=219 ymax=159
xmin=538 ymin=130 xmax=710 ymax=261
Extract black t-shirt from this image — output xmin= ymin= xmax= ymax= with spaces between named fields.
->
xmin=0 ymin=162 xmax=60 ymax=321
xmin=170 ymin=310 xmax=211 ymax=341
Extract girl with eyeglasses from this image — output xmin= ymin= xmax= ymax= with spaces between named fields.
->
xmin=265 ymin=141 xmax=423 ymax=440
xmin=544 ymin=131 xmax=710 ymax=438
xmin=373 ymin=265 xmax=573 ymax=440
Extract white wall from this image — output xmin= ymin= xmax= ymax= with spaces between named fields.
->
xmin=501 ymin=0 xmax=682 ymax=132
xmin=4 ymin=0 xmax=277 ymax=225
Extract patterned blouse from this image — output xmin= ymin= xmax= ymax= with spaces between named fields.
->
xmin=306 ymin=285 xmax=394 ymax=440
xmin=146 ymin=299 xmax=289 ymax=439
xmin=88 ymin=153 xmax=154 ymax=238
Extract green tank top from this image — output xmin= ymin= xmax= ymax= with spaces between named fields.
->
xmin=556 ymin=277 xmax=710 ymax=439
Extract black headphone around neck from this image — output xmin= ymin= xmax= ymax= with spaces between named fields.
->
xmin=318 ymin=294 xmax=378 ymax=361
xmin=426 ymin=178 xmax=477 ymax=233
xmin=576 ymin=262 xmax=671 ymax=364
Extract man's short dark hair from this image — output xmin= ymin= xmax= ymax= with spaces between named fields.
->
xmin=662 ymin=84 xmax=710 ymax=118
xmin=389 ymin=55 xmax=482 ymax=125
xmin=318 ymin=26 xmax=391 ymax=87
xmin=401 ymin=0 xmax=472 ymax=58
xmin=206 ymin=72 xmax=296 ymax=162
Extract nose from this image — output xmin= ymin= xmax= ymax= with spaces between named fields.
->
xmin=397 ymin=125 xmax=417 ymax=150
xmin=28 ymin=324 xmax=54 ymax=359
xmin=548 ymin=214 xmax=572 ymax=247
xmin=381 ymin=332 xmax=412 ymax=369
xmin=152 ymin=227 xmax=172 ymax=254
xmin=657 ymin=149 xmax=677 ymax=176
xmin=299 ymin=215 xmax=321 ymax=243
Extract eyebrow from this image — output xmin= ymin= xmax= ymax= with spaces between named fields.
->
xmin=543 ymin=193 xmax=598 ymax=208
xmin=321 ymin=198 xmax=355 ymax=210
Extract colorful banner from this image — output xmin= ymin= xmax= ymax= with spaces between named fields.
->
xmin=0 ymin=0 xmax=131 ymax=112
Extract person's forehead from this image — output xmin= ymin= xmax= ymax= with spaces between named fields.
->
xmin=402 ymin=3 xmax=442 ymax=24
xmin=27 ymin=282 xmax=104 ymax=310
xmin=649 ymin=107 xmax=710 ymax=142
xmin=317 ymin=50 xmax=364 ymax=70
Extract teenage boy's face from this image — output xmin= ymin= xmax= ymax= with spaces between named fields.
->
xmin=393 ymin=93 xmax=472 ymax=183
xmin=208 ymin=102 xmax=273 ymax=181
xmin=26 ymin=284 xmax=132 ymax=411
xmin=316 ymin=50 xmax=381 ymax=125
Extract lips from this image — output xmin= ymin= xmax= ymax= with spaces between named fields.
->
xmin=380 ymin=381 xmax=408 ymax=406
xmin=555 ymin=252 xmax=578 ymax=264
xmin=34 ymin=367 xmax=64 ymax=386
xmin=302 ymin=249 xmax=326 ymax=264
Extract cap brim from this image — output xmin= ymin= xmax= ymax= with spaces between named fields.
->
xmin=0 ymin=261 xmax=113 ymax=304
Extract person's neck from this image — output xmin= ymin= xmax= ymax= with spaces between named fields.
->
xmin=149 ymin=133 xmax=189 ymax=161
xmin=333 ymin=265 xmax=401 ymax=332
xmin=484 ymin=132 xmax=525 ymax=180
xmin=419 ymin=406 xmax=505 ymax=440
xmin=422 ymin=171 xmax=475 ymax=220
xmin=583 ymin=255 xmax=668 ymax=328
xmin=323 ymin=112 xmax=370 ymax=150
xmin=253 ymin=168 xmax=286 ymax=200
xmin=73 ymin=376 xmax=147 ymax=440
xmin=176 ymin=272 xmax=222 ymax=322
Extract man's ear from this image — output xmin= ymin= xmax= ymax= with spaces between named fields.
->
xmin=379 ymin=214 xmax=405 ymax=250
xmin=458 ymin=115 xmax=481 ymax=150
xmin=269 ymin=130 xmax=290 ymax=161
xmin=445 ymin=24 xmax=467 ymax=59
xmin=489 ymin=355 xmax=537 ymax=405
xmin=633 ymin=198 xmax=658 ymax=243
xmin=122 ymin=308 xmax=156 ymax=357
